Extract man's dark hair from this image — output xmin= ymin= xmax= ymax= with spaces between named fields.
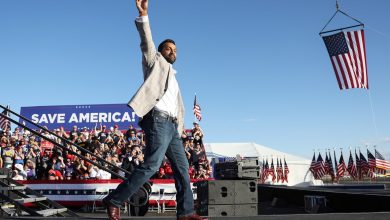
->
xmin=158 ymin=39 xmax=175 ymax=52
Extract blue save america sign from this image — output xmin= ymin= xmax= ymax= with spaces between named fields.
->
xmin=19 ymin=104 xmax=139 ymax=131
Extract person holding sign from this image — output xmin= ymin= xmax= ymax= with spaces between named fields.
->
xmin=103 ymin=0 xmax=201 ymax=220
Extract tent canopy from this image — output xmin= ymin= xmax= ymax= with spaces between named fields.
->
xmin=204 ymin=142 xmax=309 ymax=164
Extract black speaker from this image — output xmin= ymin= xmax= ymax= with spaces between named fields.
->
xmin=196 ymin=179 xmax=259 ymax=216
xmin=196 ymin=180 xmax=258 ymax=205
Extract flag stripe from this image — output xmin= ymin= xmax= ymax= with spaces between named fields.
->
xmin=354 ymin=30 xmax=366 ymax=87
xmin=355 ymin=30 xmax=368 ymax=88
xmin=342 ymin=53 xmax=358 ymax=88
xmin=347 ymin=31 xmax=363 ymax=87
xmin=330 ymin=58 xmax=343 ymax=89
xmin=334 ymin=56 xmax=349 ymax=89
xmin=349 ymin=30 xmax=365 ymax=88
xmin=361 ymin=31 xmax=369 ymax=88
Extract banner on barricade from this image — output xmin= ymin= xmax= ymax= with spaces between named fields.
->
xmin=19 ymin=104 xmax=139 ymax=131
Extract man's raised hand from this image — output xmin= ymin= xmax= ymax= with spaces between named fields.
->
xmin=136 ymin=0 xmax=148 ymax=17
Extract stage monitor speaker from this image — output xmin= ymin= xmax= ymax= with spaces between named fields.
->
xmin=196 ymin=180 xmax=258 ymax=205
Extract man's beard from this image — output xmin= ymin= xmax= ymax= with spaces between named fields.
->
xmin=164 ymin=55 xmax=176 ymax=64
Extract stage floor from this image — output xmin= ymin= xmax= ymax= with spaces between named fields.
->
xmin=1 ymin=212 xmax=390 ymax=220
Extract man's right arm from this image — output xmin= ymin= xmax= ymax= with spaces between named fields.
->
xmin=135 ymin=0 xmax=156 ymax=72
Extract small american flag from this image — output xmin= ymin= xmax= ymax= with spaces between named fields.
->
xmin=276 ymin=158 xmax=284 ymax=183
xmin=322 ymin=29 xmax=369 ymax=90
xmin=367 ymin=149 xmax=376 ymax=169
xmin=269 ymin=158 xmax=276 ymax=183
xmin=355 ymin=150 xmax=362 ymax=180
xmin=283 ymin=158 xmax=289 ymax=183
xmin=326 ymin=151 xmax=335 ymax=181
xmin=261 ymin=159 xmax=266 ymax=183
xmin=309 ymin=153 xmax=317 ymax=179
xmin=261 ymin=159 xmax=270 ymax=183
xmin=0 ymin=105 xmax=11 ymax=131
xmin=359 ymin=151 xmax=370 ymax=177
xmin=337 ymin=152 xmax=346 ymax=180
xmin=276 ymin=158 xmax=281 ymax=182
xmin=375 ymin=149 xmax=390 ymax=170
xmin=347 ymin=150 xmax=357 ymax=180
xmin=193 ymin=95 xmax=202 ymax=121
xmin=314 ymin=153 xmax=326 ymax=179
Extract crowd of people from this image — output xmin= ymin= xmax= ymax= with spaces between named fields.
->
xmin=0 ymin=122 xmax=211 ymax=181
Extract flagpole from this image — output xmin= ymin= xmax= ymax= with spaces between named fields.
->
xmin=8 ymin=104 xmax=11 ymax=130
xmin=355 ymin=147 xmax=363 ymax=183
xmin=7 ymin=104 xmax=11 ymax=130
xmin=333 ymin=147 xmax=338 ymax=182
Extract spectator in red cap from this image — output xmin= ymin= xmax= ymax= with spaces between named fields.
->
xmin=153 ymin=168 xmax=168 ymax=179
xmin=162 ymin=160 xmax=173 ymax=177
xmin=48 ymin=169 xmax=63 ymax=180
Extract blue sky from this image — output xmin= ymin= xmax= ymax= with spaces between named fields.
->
xmin=1 ymin=0 xmax=390 ymax=159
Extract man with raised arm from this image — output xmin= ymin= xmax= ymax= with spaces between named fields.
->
xmin=103 ymin=0 xmax=201 ymax=219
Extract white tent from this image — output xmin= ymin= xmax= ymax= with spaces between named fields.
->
xmin=204 ymin=142 xmax=316 ymax=186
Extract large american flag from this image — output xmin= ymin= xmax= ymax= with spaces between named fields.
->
xmin=375 ymin=149 xmax=390 ymax=170
xmin=0 ymin=106 xmax=11 ymax=131
xmin=322 ymin=29 xmax=369 ymax=90
xmin=193 ymin=95 xmax=202 ymax=121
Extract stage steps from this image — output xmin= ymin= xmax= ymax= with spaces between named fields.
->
xmin=0 ymin=170 xmax=78 ymax=217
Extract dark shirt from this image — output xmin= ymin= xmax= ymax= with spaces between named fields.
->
xmin=69 ymin=130 xmax=80 ymax=140
xmin=121 ymin=156 xmax=139 ymax=178
xmin=125 ymin=128 xmax=137 ymax=140
xmin=98 ymin=131 xmax=108 ymax=143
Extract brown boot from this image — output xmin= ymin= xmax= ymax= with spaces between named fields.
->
xmin=106 ymin=205 xmax=121 ymax=220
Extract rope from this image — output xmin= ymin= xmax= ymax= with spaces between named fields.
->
xmin=343 ymin=34 xmax=379 ymax=140
xmin=319 ymin=0 xmax=365 ymax=36
xmin=367 ymin=90 xmax=379 ymax=138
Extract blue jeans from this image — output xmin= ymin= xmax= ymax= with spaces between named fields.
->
xmin=104 ymin=111 xmax=194 ymax=217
